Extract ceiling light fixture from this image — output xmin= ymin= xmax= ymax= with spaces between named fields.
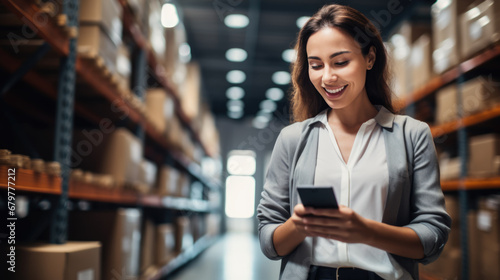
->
xmin=260 ymin=99 xmax=277 ymax=113
xmin=272 ymin=71 xmax=291 ymax=85
xmin=265 ymin=88 xmax=284 ymax=101
xmin=179 ymin=43 xmax=191 ymax=63
xmin=224 ymin=14 xmax=249 ymax=28
xmin=282 ymin=49 xmax=297 ymax=63
xmin=252 ymin=116 xmax=269 ymax=129
xmin=226 ymin=70 xmax=246 ymax=84
xmin=226 ymin=48 xmax=248 ymax=62
xmin=161 ymin=3 xmax=179 ymax=28
xmin=228 ymin=110 xmax=244 ymax=119
xmin=296 ymin=16 xmax=310 ymax=29
xmin=226 ymin=87 xmax=245 ymax=100
xmin=227 ymin=100 xmax=244 ymax=112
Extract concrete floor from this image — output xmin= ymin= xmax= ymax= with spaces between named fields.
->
xmin=169 ymin=232 xmax=281 ymax=280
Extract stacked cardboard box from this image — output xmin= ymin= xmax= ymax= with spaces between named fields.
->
xmin=468 ymin=134 xmax=500 ymax=177
xmin=68 ymin=208 xmax=142 ymax=280
xmin=78 ymin=0 xmax=123 ymax=74
xmin=140 ymin=219 xmax=158 ymax=278
xmin=435 ymin=84 xmax=458 ymax=124
xmin=462 ymin=76 xmax=500 ymax=116
xmin=388 ymin=21 xmax=431 ymax=97
xmin=409 ymin=33 xmax=434 ymax=90
xmin=469 ymin=196 xmax=500 ymax=279
xmin=11 ymin=242 xmax=101 ymax=280
xmin=431 ymin=0 xmax=475 ymax=73
xmin=157 ymin=165 xmax=181 ymax=197
xmin=420 ymin=195 xmax=462 ymax=279
xmin=460 ymin=0 xmax=500 ymax=59
xmin=156 ymin=223 xmax=177 ymax=265
xmin=145 ymin=88 xmax=176 ymax=134
xmin=73 ymin=128 xmax=143 ymax=189
xmin=175 ymin=217 xmax=194 ymax=253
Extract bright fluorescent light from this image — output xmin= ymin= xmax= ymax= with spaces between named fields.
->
xmin=266 ymin=88 xmax=284 ymax=101
xmin=296 ymin=16 xmax=310 ymax=29
xmin=225 ymin=176 xmax=255 ymax=218
xmin=260 ymin=99 xmax=277 ymax=113
xmin=228 ymin=110 xmax=244 ymax=119
xmin=161 ymin=3 xmax=179 ymax=28
xmin=282 ymin=49 xmax=297 ymax=63
xmin=226 ymin=48 xmax=248 ymax=62
xmin=179 ymin=43 xmax=191 ymax=63
xmin=272 ymin=71 xmax=291 ymax=85
xmin=252 ymin=116 xmax=269 ymax=129
xmin=226 ymin=87 xmax=245 ymax=100
xmin=227 ymin=70 xmax=246 ymax=84
xmin=256 ymin=111 xmax=272 ymax=122
xmin=227 ymin=100 xmax=244 ymax=112
xmin=224 ymin=14 xmax=249 ymax=28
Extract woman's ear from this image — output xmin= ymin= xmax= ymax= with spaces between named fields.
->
xmin=367 ymin=46 xmax=376 ymax=70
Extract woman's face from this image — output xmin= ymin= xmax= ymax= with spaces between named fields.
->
xmin=306 ymin=27 xmax=375 ymax=110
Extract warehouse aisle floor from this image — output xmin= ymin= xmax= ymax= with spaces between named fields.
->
xmin=170 ymin=232 xmax=281 ymax=280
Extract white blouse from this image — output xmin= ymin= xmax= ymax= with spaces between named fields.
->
xmin=312 ymin=109 xmax=411 ymax=280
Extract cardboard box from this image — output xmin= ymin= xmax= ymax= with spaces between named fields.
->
xmin=175 ymin=217 xmax=193 ymax=253
xmin=440 ymin=156 xmax=461 ymax=180
xmin=147 ymin=0 xmax=166 ymax=63
xmin=78 ymin=25 xmax=118 ymax=74
xmin=179 ymin=62 xmax=201 ymax=122
xmin=68 ymin=209 xmax=142 ymax=280
xmin=410 ymin=34 xmax=433 ymax=90
xmin=73 ymin=128 xmax=143 ymax=188
xmin=468 ymin=134 xmax=500 ymax=177
xmin=157 ymin=165 xmax=180 ymax=197
xmin=435 ymin=84 xmax=458 ymax=124
xmin=156 ymin=224 xmax=177 ymax=265
xmin=477 ymin=196 xmax=500 ymax=279
xmin=462 ymin=76 xmax=500 ymax=116
xmin=431 ymin=0 xmax=475 ymax=73
xmin=177 ymin=171 xmax=191 ymax=197
xmin=79 ymin=0 xmax=122 ymax=45
xmin=140 ymin=219 xmax=155 ymax=273
xmin=460 ymin=0 xmax=500 ymax=59
xmin=389 ymin=22 xmax=432 ymax=96
xmin=13 ymin=242 xmax=100 ymax=280
xmin=145 ymin=89 xmax=175 ymax=134
xmin=420 ymin=247 xmax=461 ymax=279
xmin=137 ymin=159 xmax=157 ymax=193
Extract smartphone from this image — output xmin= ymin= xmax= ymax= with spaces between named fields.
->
xmin=297 ymin=186 xmax=339 ymax=209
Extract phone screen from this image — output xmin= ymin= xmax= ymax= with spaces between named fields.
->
xmin=297 ymin=186 xmax=338 ymax=209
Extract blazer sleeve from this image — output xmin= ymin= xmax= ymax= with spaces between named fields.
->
xmin=405 ymin=121 xmax=452 ymax=264
xmin=257 ymin=128 xmax=294 ymax=260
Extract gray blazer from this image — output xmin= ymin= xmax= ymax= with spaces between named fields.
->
xmin=257 ymin=107 xmax=451 ymax=280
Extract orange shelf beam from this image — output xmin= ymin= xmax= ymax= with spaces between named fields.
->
xmin=430 ymin=104 xmax=500 ymax=138
xmin=441 ymin=177 xmax=500 ymax=191
xmin=400 ymin=44 xmax=500 ymax=107
xmin=1 ymin=0 xmax=69 ymax=55
xmin=0 ymin=166 xmax=61 ymax=195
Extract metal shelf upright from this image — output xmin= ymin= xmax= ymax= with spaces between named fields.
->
xmin=49 ymin=0 xmax=79 ymax=244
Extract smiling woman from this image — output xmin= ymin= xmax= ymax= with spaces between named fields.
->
xmin=257 ymin=4 xmax=451 ymax=280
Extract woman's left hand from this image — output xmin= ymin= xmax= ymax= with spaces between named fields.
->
xmin=302 ymin=205 xmax=373 ymax=244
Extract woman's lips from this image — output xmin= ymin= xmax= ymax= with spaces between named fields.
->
xmin=324 ymin=85 xmax=347 ymax=98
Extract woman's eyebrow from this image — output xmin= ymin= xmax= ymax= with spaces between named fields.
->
xmin=307 ymin=51 xmax=351 ymax=60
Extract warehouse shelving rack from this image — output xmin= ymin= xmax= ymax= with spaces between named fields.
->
xmin=400 ymin=44 xmax=500 ymax=280
xmin=0 ymin=0 xmax=222 ymax=278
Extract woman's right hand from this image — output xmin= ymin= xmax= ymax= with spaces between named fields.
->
xmin=290 ymin=204 xmax=315 ymax=235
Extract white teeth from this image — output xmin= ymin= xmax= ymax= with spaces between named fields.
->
xmin=325 ymin=85 xmax=346 ymax=94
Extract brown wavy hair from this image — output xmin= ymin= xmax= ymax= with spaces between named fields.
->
xmin=290 ymin=4 xmax=395 ymax=122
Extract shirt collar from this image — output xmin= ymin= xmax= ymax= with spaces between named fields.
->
xmin=307 ymin=105 xmax=395 ymax=129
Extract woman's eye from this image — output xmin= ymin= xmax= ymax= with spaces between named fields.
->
xmin=335 ymin=61 xmax=349 ymax=66
xmin=310 ymin=64 xmax=322 ymax=69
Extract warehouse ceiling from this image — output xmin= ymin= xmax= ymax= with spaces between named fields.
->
xmin=176 ymin=0 xmax=433 ymax=124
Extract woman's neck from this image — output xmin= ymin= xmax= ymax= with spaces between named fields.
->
xmin=327 ymin=93 xmax=378 ymax=129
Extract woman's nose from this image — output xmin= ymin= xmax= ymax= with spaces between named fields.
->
xmin=322 ymin=67 xmax=338 ymax=83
